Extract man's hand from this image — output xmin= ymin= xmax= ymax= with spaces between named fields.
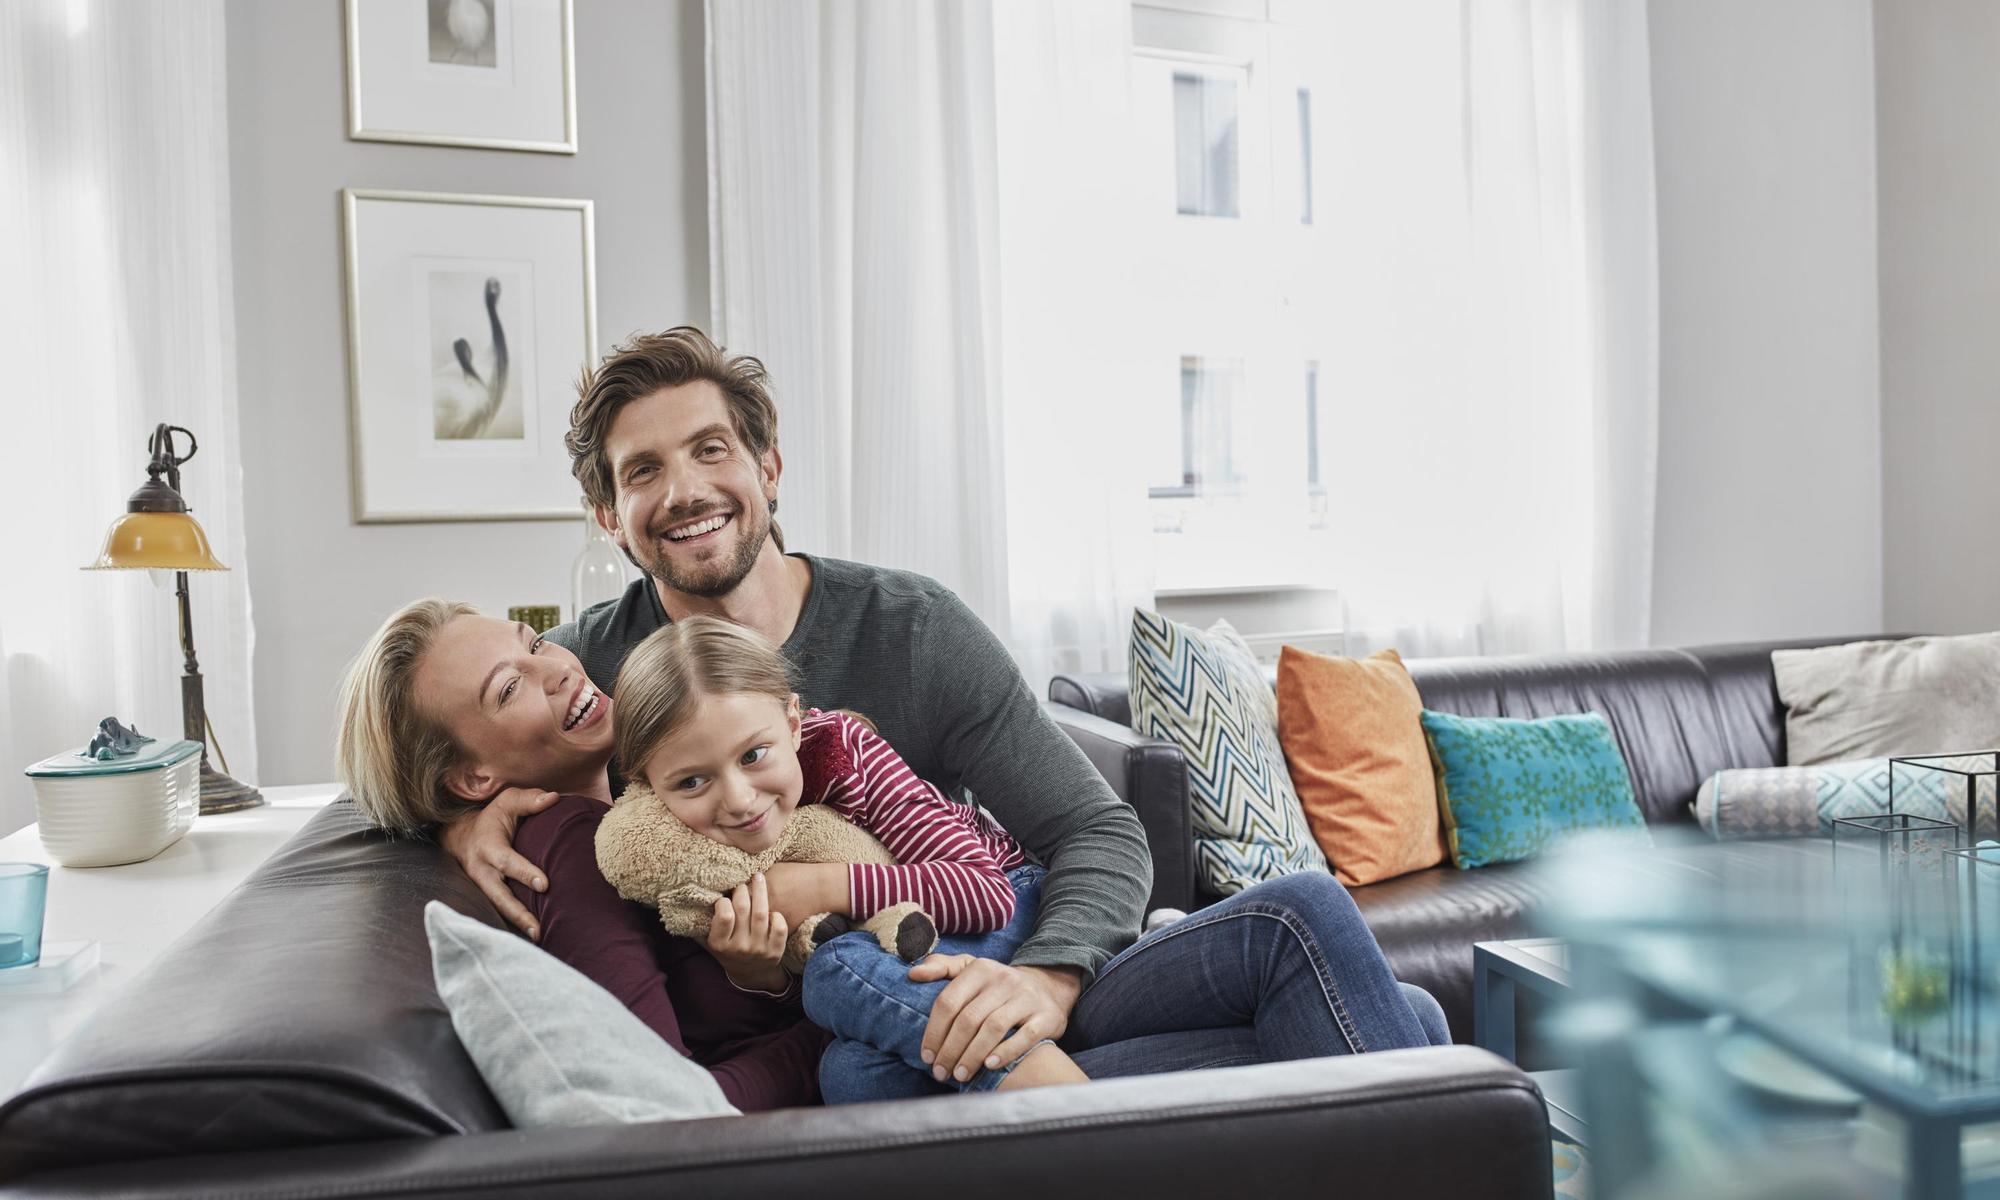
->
xmin=439 ymin=787 xmax=561 ymax=939
xmin=909 ymin=957 xmax=1085 ymax=1083
xmin=707 ymin=874 xmax=790 ymax=995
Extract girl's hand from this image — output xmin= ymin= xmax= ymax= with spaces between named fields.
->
xmin=707 ymin=873 xmax=790 ymax=994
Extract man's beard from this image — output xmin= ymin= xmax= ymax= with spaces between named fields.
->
xmin=631 ymin=503 xmax=770 ymax=599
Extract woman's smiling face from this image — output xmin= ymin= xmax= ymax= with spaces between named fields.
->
xmin=414 ymin=614 xmax=616 ymax=801
xmin=642 ymin=691 xmax=805 ymax=855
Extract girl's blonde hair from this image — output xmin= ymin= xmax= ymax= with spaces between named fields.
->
xmin=336 ymin=598 xmax=482 ymax=834
xmin=615 ymin=615 xmax=794 ymax=779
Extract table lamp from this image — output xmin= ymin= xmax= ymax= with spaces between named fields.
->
xmin=83 ymin=423 xmax=263 ymax=813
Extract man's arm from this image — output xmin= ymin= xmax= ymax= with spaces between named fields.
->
xmin=915 ymin=591 xmax=1151 ymax=981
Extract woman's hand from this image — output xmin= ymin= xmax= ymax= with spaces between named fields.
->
xmin=708 ymin=873 xmax=790 ymax=995
xmin=439 ymin=787 xmax=561 ymax=939
xmin=910 ymin=958 xmax=1084 ymax=1083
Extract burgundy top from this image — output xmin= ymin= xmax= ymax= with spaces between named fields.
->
xmin=507 ymin=796 xmax=832 ymax=1111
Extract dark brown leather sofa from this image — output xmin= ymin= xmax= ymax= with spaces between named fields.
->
xmin=0 ymin=793 xmax=1551 ymax=1198
xmin=1046 ymin=635 xmax=1881 ymax=1043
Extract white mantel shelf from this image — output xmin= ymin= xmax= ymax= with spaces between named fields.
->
xmin=0 ymin=783 xmax=341 ymax=1100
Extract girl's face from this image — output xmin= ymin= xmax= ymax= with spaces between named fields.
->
xmin=642 ymin=691 xmax=805 ymax=855
xmin=414 ymin=614 xmax=615 ymax=801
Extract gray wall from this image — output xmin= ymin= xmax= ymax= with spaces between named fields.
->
xmin=1876 ymin=0 xmax=2000 ymax=635
xmin=1646 ymin=0 xmax=1885 ymax=647
xmin=227 ymin=0 xmax=707 ymax=785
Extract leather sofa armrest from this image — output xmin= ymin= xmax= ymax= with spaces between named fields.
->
xmin=1044 ymin=701 xmax=1195 ymax=914
xmin=1048 ymin=671 xmax=1132 ymax=726
xmin=1 ymin=1049 xmax=1550 ymax=1200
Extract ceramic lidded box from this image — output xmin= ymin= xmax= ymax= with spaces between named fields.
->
xmin=24 ymin=737 xmax=202 ymax=866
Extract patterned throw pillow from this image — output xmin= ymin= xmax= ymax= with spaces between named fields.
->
xmin=1129 ymin=610 xmax=1329 ymax=895
xmin=1694 ymin=757 xmax=1997 ymax=841
xmin=1422 ymin=710 xmax=1649 ymax=869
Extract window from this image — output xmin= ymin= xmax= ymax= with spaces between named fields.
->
xmin=1174 ymin=72 xmax=1241 ymax=218
xmin=1306 ymin=360 xmax=1329 ymax=529
xmin=1304 ymin=360 xmax=1320 ymax=492
xmin=1151 ymin=357 xmax=1247 ymax=531
xmin=1297 ymin=88 xmax=1313 ymax=225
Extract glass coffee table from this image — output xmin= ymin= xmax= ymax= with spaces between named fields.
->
xmin=1549 ymin=834 xmax=2000 ymax=1199
xmin=1473 ymin=937 xmax=1586 ymax=1145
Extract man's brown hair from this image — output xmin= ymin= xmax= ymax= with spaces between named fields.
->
xmin=567 ymin=326 xmax=783 ymax=548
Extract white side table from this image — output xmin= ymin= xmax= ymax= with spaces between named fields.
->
xmin=0 ymin=782 xmax=339 ymax=1099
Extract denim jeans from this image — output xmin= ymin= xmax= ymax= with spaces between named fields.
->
xmin=804 ymin=865 xmax=1048 ymax=1102
xmin=805 ymin=869 xmax=1449 ymax=1104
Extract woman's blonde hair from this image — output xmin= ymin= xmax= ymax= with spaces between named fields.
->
xmin=615 ymin=615 xmax=794 ymax=781
xmin=336 ymin=598 xmax=481 ymax=834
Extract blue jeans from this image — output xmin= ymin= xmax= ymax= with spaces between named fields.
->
xmin=805 ymin=865 xmax=1048 ymax=1102
xmin=805 ymin=869 xmax=1450 ymax=1104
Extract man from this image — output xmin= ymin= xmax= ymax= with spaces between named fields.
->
xmin=445 ymin=327 xmax=1443 ymax=1089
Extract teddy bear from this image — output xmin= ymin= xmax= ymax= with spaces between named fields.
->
xmin=594 ymin=782 xmax=939 ymax=975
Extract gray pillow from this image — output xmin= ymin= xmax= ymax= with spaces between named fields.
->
xmin=1772 ymin=633 xmax=2000 ymax=766
xmin=424 ymin=901 xmax=740 ymax=1127
xmin=1693 ymin=757 xmax=1994 ymax=841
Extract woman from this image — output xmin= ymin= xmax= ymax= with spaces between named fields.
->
xmin=339 ymin=599 xmax=830 ymax=1110
xmin=337 ymin=598 xmax=1450 ymax=1110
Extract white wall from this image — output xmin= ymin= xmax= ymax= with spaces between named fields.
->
xmin=1876 ymin=0 xmax=2000 ymax=635
xmin=227 ymin=0 xmax=708 ymax=785
xmin=1646 ymin=0 xmax=1885 ymax=647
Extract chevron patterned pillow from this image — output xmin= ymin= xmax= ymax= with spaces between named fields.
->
xmin=1129 ymin=609 xmax=1329 ymax=895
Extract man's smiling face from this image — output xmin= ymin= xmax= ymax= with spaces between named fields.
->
xmin=599 ymin=380 xmax=780 ymax=599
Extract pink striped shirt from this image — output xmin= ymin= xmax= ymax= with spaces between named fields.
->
xmin=798 ymin=708 xmax=1028 ymax=933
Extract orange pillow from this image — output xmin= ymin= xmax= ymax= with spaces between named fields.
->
xmin=1276 ymin=646 xmax=1445 ymax=886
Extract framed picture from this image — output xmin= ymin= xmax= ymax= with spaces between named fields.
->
xmin=342 ymin=189 xmax=597 ymax=523
xmin=345 ymin=0 xmax=577 ymax=154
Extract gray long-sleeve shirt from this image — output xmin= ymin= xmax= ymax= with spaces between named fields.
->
xmin=545 ymin=554 xmax=1151 ymax=981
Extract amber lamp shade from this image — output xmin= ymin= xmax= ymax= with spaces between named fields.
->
xmin=85 ymin=511 xmax=227 ymax=572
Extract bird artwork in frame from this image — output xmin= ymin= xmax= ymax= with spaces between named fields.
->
xmin=346 ymin=0 xmax=576 ymax=153
xmin=428 ymin=269 xmax=525 ymax=441
xmin=342 ymin=189 xmax=597 ymax=523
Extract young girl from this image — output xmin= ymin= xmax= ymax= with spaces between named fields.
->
xmin=611 ymin=615 xmax=1088 ymax=1098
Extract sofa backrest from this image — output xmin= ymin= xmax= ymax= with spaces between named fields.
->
xmin=1050 ymin=635 xmax=1889 ymax=827
xmin=0 ymin=800 xmax=509 ymax=1179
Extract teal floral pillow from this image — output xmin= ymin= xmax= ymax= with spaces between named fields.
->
xmin=1421 ymin=710 xmax=1649 ymax=869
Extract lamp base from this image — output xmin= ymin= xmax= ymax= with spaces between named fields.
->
xmin=198 ymin=763 xmax=264 ymax=814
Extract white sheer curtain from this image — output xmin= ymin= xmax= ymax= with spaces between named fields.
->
xmin=0 ymin=0 xmax=256 ymax=836
xmin=707 ymin=0 xmax=1650 ymax=684
xmin=706 ymin=0 xmax=1152 ymax=688
xmin=1338 ymin=0 xmax=1658 ymax=658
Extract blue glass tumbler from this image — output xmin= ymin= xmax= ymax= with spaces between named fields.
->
xmin=0 ymin=863 xmax=50 ymax=969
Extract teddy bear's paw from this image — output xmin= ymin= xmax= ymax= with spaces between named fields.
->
xmin=809 ymin=912 xmax=853 ymax=948
xmin=895 ymin=910 xmax=938 ymax=961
